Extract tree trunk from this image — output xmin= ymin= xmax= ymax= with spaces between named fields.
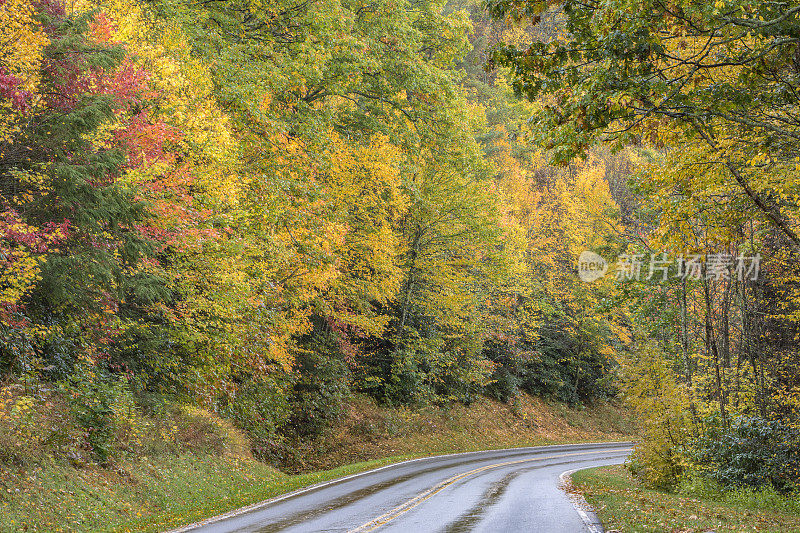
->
xmin=680 ymin=269 xmax=691 ymax=383
xmin=703 ymin=273 xmax=727 ymax=425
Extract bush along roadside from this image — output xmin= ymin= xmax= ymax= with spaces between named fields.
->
xmin=626 ymin=412 xmax=800 ymax=495
xmin=690 ymin=415 xmax=800 ymax=495
xmin=581 ymin=412 xmax=800 ymax=532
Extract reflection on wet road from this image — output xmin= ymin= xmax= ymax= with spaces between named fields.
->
xmin=170 ymin=442 xmax=632 ymax=533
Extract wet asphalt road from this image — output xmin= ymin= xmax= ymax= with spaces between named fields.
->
xmin=172 ymin=442 xmax=633 ymax=533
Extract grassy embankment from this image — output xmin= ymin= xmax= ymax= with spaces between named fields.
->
xmin=0 ymin=393 xmax=634 ymax=532
xmin=572 ymin=465 xmax=800 ymax=532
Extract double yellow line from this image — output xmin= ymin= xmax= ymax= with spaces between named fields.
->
xmin=347 ymin=447 xmax=632 ymax=533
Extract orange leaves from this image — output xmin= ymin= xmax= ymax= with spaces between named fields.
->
xmin=88 ymin=12 xmax=117 ymax=44
xmin=117 ymin=113 xmax=180 ymax=167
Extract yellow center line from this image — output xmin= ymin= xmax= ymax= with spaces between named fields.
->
xmin=346 ymin=447 xmax=632 ymax=533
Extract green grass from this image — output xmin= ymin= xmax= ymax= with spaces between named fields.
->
xmin=0 ymin=453 xmax=417 ymax=533
xmin=572 ymin=465 xmax=800 ymax=532
xmin=118 ymin=454 xmax=422 ymax=532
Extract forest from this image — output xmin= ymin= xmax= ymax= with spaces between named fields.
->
xmin=1 ymin=0 xmax=799 ymax=522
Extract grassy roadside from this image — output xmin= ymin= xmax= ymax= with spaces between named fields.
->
xmin=1 ymin=452 xmax=405 ymax=533
xmin=1 ymin=394 xmax=634 ymax=532
xmin=117 ymin=454 xmax=416 ymax=532
xmin=572 ymin=465 xmax=800 ymax=532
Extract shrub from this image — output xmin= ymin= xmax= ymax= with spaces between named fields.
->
xmin=0 ymin=387 xmax=43 ymax=465
xmin=485 ymin=365 xmax=520 ymax=403
xmin=627 ymin=443 xmax=688 ymax=491
xmin=383 ymin=349 xmax=433 ymax=405
xmin=288 ymin=323 xmax=351 ymax=439
xmin=690 ymin=415 xmax=800 ymax=494
xmin=62 ymin=365 xmax=134 ymax=464
xmin=619 ymin=341 xmax=693 ymax=490
xmin=220 ymin=376 xmax=291 ymax=455
xmin=174 ymin=404 xmax=251 ymax=457
xmin=289 ymin=346 xmax=350 ymax=439
xmin=0 ymin=379 xmax=88 ymax=466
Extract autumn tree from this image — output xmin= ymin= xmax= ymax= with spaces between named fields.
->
xmin=487 ymin=0 xmax=800 ymax=250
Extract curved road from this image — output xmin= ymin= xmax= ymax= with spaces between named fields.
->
xmin=172 ymin=442 xmax=632 ymax=533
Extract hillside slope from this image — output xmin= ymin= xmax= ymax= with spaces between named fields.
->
xmin=286 ymin=394 xmax=634 ymax=471
xmin=0 ymin=393 xmax=633 ymax=532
